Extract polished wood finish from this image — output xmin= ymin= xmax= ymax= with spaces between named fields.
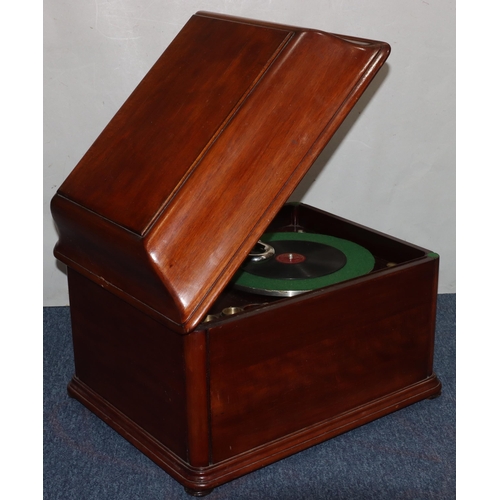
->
xmin=67 ymin=268 xmax=188 ymax=459
xmin=51 ymin=12 xmax=390 ymax=333
xmin=209 ymin=259 xmax=438 ymax=462
xmin=65 ymin=204 xmax=441 ymax=495
xmin=53 ymin=12 xmax=440 ymax=497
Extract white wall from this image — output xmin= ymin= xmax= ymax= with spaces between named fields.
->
xmin=43 ymin=0 xmax=455 ymax=305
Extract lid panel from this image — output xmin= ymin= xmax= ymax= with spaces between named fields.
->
xmin=58 ymin=15 xmax=292 ymax=235
xmin=145 ymin=30 xmax=388 ymax=328
xmin=53 ymin=12 xmax=390 ymax=332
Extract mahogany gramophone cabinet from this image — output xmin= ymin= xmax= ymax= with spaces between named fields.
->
xmin=51 ymin=12 xmax=441 ymax=496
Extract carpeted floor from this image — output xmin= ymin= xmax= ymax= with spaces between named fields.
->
xmin=43 ymin=294 xmax=455 ymax=499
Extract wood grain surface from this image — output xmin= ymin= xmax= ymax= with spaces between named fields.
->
xmin=52 ymin=12 xmax=390 ymax=332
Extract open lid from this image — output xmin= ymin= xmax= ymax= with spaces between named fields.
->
xmin=52 ymin=12 xmax=390 ymax=333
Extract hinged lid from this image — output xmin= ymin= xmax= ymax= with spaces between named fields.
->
xmin=52 ymin=12 xmax=390 ymax=333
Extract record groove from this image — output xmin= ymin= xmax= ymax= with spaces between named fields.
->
xmin=241 ymin=239 xmax=347 ymax=280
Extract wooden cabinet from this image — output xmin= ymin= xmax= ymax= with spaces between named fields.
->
xmin=52 ymin=12 xmax=440 ymax=496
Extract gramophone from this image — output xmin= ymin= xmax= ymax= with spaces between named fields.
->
xmin=51 ymin=12 xmax=441 ymax=496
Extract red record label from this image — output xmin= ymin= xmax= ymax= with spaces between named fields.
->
xmin=276 ymin=252 xmax=306 ymax=264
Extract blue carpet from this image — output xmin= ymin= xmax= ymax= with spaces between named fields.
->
xmin=43 ymin=294 xmax=455 ymax=499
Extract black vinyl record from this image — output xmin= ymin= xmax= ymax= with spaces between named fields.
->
xmin=241 ymin=240 xmax=347 ymax=280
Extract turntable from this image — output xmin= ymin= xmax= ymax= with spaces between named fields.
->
xmin=51 ymin=12 xmax=441 ymax=496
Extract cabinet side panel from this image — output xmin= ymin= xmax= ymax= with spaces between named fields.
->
xmin=67 ymin=269 xmax=188 ymax=460
xmin=209 ymin=260 xmax=438 ymax=462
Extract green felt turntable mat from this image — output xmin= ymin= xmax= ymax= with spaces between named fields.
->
xmin=232 ymin=232 xmax=375 ymax=296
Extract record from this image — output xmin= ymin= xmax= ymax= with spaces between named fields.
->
xmin=241 ymin=239 xmax=347 ymax=280
xmin=232 ymin=232 xmax=375 ymax=297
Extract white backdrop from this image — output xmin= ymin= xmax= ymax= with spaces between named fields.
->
xmin=43 ymin=0 xmax=455 ymax=305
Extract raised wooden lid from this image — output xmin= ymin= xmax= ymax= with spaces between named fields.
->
xmin=52 ymin=12 xmax=390 ymax=333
